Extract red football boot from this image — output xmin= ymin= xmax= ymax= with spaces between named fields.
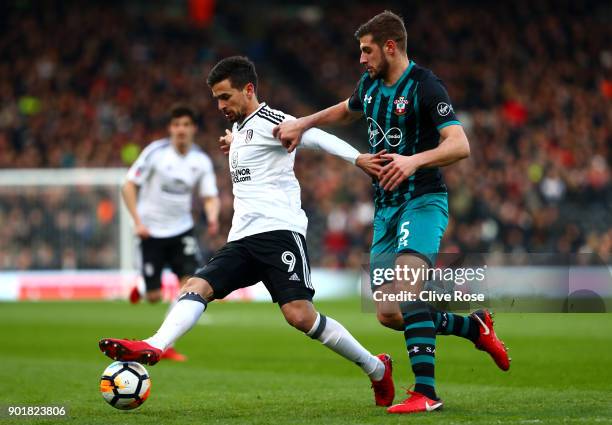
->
xmin=471 ymin=309 xmax=511 ymax=371
xmin=99 ymin=338 xmax=162 ymax=365
xmin=387 ymin=389 xmax=443 ymax=414
xmin=371 ymin=353 xmax=395 ymax=406
xmin=129 ymin=286 xmax=141 ymax=304
xmin=161 ymin=347 xmax=188 ymax=362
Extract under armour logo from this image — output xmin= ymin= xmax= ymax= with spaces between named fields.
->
xmin=367 ymin=117 xmax=403 ymax=147
xmin=364 ymin=94 xmax=372 ymax=104
xmin=408 ymin=346 xmax=419 ymax=354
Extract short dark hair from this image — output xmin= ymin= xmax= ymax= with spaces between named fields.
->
xmin=206 ymin=56 xmax=258 ymax=91
xmin=169 ymin=104 xmax=197 ymax=123
xmin=354 ymin=11 xmax=407 ymax=52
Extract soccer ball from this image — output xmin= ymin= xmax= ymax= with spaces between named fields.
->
xmin=99 ymin=361 xmax=151 ymax=410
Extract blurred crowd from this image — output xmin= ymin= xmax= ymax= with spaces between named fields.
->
xmin=265 ymin=0 xmax=612 ymax=266
xmin=0 ymin=186 xmax=119 ymax=269
xmin=0 ymin=0 xmax=610 ymax=270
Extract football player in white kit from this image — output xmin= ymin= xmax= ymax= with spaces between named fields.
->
xmin=100 ymin=57 xmax=395 ymax=406
xmin=122 ymin=105 xmax=220 ymax=361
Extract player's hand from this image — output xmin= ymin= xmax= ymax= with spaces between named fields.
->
xmin=378 ymin=154 xmax=420 ymax=191
xmin=355 ymin=150 xmax=387 ymax=178
xmin=135 ymin=222 xmax=151 ymax=239
xmin=207 ymin=220 xmax=219 ymax=237
xmin=273 ymin=119 xmax=305 ymax=153
xmin=219 ymin=129 xmax=233 ymax=155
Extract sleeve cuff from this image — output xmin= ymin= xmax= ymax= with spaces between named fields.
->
xmin=436 ymin=120 xmax=462 ymax=131
xmin=346 ymin=98 xmax=361 ymax=112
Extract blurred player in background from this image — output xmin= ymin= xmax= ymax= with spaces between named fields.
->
xmin=274 ymin=11 xmax=510 ymax=413
xmin=122 ymin=104 xmax=220 ymax=361
xmin=100 ymin=56 xmax=397 ymax=407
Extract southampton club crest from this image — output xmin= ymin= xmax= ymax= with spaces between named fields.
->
xmin=394 ymin=96 xmax=407 ymax=116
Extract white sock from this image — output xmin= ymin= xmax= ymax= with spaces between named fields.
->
xmin=145 ymin=292 xmax=207 ymax=351
xmin=136 ymin=277 xmax=146 ymax=296
xmin=162 ymin=298 xmax=179 ymax=349
xmin=307 ymin=313 xmax=385 ymax=381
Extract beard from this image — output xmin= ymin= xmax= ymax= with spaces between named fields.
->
xmin=225 ymin=109 xmax=246 ymax=124
xmin=370 ymin=57 xmax=390 ymax=80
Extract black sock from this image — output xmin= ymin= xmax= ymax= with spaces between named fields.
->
xmin=400 ymin=301 xmax=437 ymax=400
xmin=430 ymin=308 xmax=479 ymax=342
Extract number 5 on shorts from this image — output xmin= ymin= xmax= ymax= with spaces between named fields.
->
xmin=398 ymin=221 xmax=410 ymax=249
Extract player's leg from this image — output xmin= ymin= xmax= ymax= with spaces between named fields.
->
xmin=373 ymin=284 xmax=403 ymax=331
xmin=168 ymin=229 xmax=202 ymax=288
xmin=430 ymin=306 xmax=479 ymax=340
xmin=380 ymin=196 xmax=444 ymax=413
xmin=161 ymin=229 xmax=203 ymax=361
xmin=137 ymin=236 xmax=165 ymax=303
xmin=370 ymin=206 xmax=439 ymax=408
xmin=129 ymin=239 xmax=145 ymax=304
xmin=280 ymin=299 xmax=387 ymax=379
xmin=142 ymin=276 xmax=212 ymax=353
xmin=99 ymin=241 xmax=257 ymax=365
xmin=280 ymin=299 xmax=394 ymax=406
xmin=370 ymin=205 xmax=403 ymax=331
xmin=401 ymin=194 xmax=510 ymax=370
xmin=392 ymin=254 xmax=442 ymax=408
xmin=253 ymin=230 xmax=395 ymax=406
xmin=100 ymin=278 xmax=211 ymax=365
xmin=428 ymin=305 xmax=510 ymax=370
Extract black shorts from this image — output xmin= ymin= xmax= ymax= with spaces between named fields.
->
xmin=194 ymin=230 xmax=314 ymax=306
xmin=139 ymin=228 xmax=201 ymax=292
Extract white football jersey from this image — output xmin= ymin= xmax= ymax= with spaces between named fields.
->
xmin=126 ymin=138 xmax=218 ymax=238
xmin=227 ymin=103 xmax=359 ymax=242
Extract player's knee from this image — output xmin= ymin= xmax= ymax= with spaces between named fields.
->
xmin=286 ymin=314 xmax=313 ymax=333
xmin=181 ymin=277 xmax=214 ymax=301
xmin=377 ymin=311 xmax=403 ymax=330
xmin=282 ymin=306 xmax=316 ymax=333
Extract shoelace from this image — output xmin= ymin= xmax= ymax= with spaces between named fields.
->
xmin=400 ymin=385 xmax=418 ymax=398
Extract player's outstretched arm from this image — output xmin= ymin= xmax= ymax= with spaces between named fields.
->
xmin=355 ymin=151 xmax=387 ymax=178
xmin=203 ymin=196 xmax=220 ymax=236
xmin=378 ymin=125 xmax=470 ymax=191
xmin=300 ymin=127 xmax=385 ymax=178
xmin=273 ymin=100 xmax=361 ymax=153
xmin=124 ymin=144 xmax=160 ymax=238
xmin=199 ymin=152 xmax=220 ymax=236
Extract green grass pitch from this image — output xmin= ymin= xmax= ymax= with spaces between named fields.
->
xmin=1 ymin=299 xmax=611 ymax=424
